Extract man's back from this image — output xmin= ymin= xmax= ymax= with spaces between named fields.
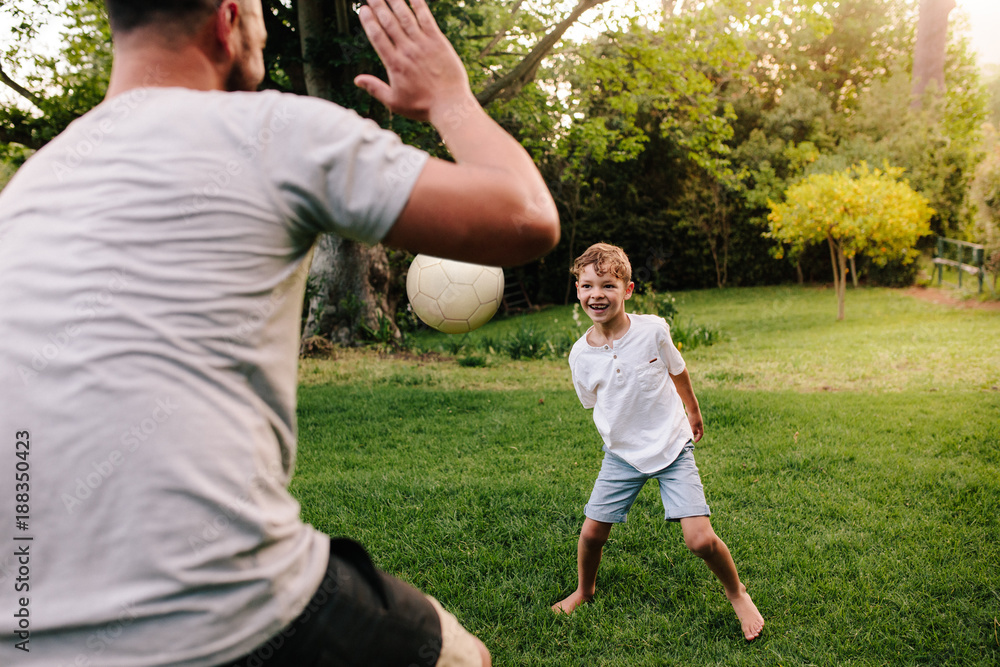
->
xmin=0 ymin=87 xmax=427 ymax=666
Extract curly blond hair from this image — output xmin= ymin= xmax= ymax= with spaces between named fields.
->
xmin=571 ymin=243 xmax=632 ymax=284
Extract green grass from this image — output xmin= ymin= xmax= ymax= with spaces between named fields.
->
xmin=293 ymin=286 xmax=1000 ymax=666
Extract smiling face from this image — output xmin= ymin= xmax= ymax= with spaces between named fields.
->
xmin=575 ymin=263 xmax=634 ymax=328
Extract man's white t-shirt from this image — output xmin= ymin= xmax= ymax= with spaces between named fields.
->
xmin=0 ymin=88 xmax=428 ymax=666
xmin=568 ymin=314 xmax=694 ymax=473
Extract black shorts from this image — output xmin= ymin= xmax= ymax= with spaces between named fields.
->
xmin=223 ymin=538 xmax=443 ymax=667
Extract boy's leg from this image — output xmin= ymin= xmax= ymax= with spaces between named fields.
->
xmin=655 ymin=444 xmax=763 ymax=641
xmin=552 ymin=452 xmax=649 ymax=614
xmin=680 ymin=516 xmax=764 ymax=641
xmin=551 ymin=518 xmax=613 ymax=614
xmin=553 ymin=452 xmax=648 ymax=614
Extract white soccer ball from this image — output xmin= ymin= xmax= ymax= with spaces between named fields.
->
xmin=406 ymin=255 xmax=505 ymax=334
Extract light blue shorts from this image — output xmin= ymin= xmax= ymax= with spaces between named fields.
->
xmin=584 ymin=442 xmax=711 ymax=523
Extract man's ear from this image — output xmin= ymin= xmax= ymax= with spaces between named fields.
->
xmin=213 ymin=0 xmax=240 ymax=59
xmin=624 ymin=281 xmax=635 ymax=299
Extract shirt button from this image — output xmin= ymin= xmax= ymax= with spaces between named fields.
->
xmin=604 ymin=345 xmax=609 ymax=349
xmin=616 ymin=369 xmax=620 ymax=373
xmin=613 ymin=355 xmax=617 ymax=359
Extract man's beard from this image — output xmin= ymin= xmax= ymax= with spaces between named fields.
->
xmin=224 ymin=35 xmax=262 ymax=92
xmin=224 ymin=57 xmax=261 ymax=92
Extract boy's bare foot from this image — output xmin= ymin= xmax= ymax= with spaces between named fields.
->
xmin=728 ymin=584 xmax=764 ymax=641
xmin=551 ymin=590 xmax=592 ymax=614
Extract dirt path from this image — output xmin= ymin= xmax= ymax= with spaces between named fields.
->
xmin=902 ymin=286 xmax=1000 ymax=311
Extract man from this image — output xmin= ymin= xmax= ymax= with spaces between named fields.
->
xmin=0 ymin=0 xmax=558 ymax=665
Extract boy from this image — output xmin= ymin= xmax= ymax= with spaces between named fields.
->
xmin=552 ymin=243 xmax=764 ymax=642
xmin=0 ymin=0 xmax=556 ymax=665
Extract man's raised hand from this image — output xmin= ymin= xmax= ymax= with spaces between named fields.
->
xmin=354 ymin=0 xmax=475 ymax=124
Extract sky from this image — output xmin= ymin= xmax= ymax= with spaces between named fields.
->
xmin=956 ymin=0 xmax=1000 ymax=67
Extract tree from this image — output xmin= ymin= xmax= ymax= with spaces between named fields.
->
xmin=674 ymin=167 xmax=736 ymax=288
xmin=969 ymin=126 xmax=1000 ymax=292
xmin=740 ymin=0 xmax=916 ymax=112
xmin=0 ymin=1 xmax=111 ymax=163
xmin=911 ymin=0 xmax=955 ymax=107
xmin=767 ymin=163 xmax=934 ymax=320
xmin=806 ymin=68 xmax=985 ymax=239
xmin=526 ymin=1 xmax=752 ymax=298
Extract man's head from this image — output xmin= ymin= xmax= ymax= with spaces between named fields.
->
xmin=104 ymin=1 xmax=222 ymax=35
xmin=105 ymin=0 xmax=267 ymax=92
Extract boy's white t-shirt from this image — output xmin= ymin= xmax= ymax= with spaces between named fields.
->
xmin=0 ymin=88 xmax=428 ymax=666
xmin=568 ymin=313 xmax=694 ymax=473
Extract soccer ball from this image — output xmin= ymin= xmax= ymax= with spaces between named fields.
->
xmin=406 ymin=255 xmax=504 ymax=334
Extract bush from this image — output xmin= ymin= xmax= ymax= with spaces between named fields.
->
xmin=630 ymin=288 xmax=679 ymax=322
xmin=501 ymin=326 xmax=549 ymax=360
xmin=669 ymin=317 xmax=723 ymax=351
xmin=632 ymin=288 xmax=722 ymax=350
xmin=863 ymin=255 xmax=920 ymax=287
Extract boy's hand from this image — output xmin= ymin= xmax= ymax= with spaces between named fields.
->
xmin=669 ymin=368 xmax=703 ymax=443
xmin=355 ymin=0 xmax=475 ymax=124
xmin=688 ymin=411 xmax=704 ymax=443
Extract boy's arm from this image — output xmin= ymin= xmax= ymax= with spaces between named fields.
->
xmin=669 ymin=368 xmax=704 ymax=443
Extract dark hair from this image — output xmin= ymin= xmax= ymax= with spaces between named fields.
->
xmin=104 ymin=0 xmax=222 ymax=34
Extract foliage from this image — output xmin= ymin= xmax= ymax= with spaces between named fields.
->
xmin=986 ymin=65 xmax=1000 ymax=129
xmin=968 ymin=125 xmax=1000 ymax=291
xmin=741 ymin=0 xmax=917 ymax=109
xmin=0 ymin=0 xmax=111 ymax=164
xmin=767 ymin=163 xmax=934 ymax=318
xmin=1 ymin=0 xmax=990 ymax=305
xmin=768 ymin=163 xmax=934 ymax=265
xmin=808 ymin=70 xmax=985 ymax=239
xmin=0 ymin=160 xmax=15 ymax=190
xmin=629 ymin=289 xmax=678 ymax=322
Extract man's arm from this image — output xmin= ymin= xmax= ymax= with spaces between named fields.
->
xmin=354 ymin=0 xmax=559 ymax=266
xmin=669 ymin=368 xmax=704 ymax=443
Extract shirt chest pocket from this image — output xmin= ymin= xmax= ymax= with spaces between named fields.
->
xmin=636 ymin=360 xmax=665 ymax=391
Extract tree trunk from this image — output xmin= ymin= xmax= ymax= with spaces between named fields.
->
xmin=838 ymin=248 xmax=848 ymax=320
xmin=849 ymin=255 xmax=858 ymax=288
xmin=708 ymin=237 xmax=722 ymax=289
xmin=562 ymin=182 xmax=582 ymax=305
xmin=911 ymin=0 xmax=956 ymax=109
xmin=303 ymin=236 xmax=396 ymax=344
xmin=717 ymin=202 xmax=730 ymax=288
xmin=828 ymin=236 xmax=846 ymax=321
xmin=298 ymin=0 xmax=401 ymax=344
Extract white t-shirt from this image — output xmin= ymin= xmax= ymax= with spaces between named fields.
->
xmin=568 ymin=313 xmax=693 ymax=473
xmin=0 ymin=88 xmax=428 ymax=666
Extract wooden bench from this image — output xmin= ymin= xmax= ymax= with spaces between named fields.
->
xmin=933 ymin=237 xmax=985 ymax=293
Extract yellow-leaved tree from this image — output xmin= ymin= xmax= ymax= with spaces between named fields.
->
xmin=767 ymin=163 xmax=935 ymax=320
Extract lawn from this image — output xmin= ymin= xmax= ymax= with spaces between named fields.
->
xmin=293 ymin=286 xmax=1000 ymax=666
